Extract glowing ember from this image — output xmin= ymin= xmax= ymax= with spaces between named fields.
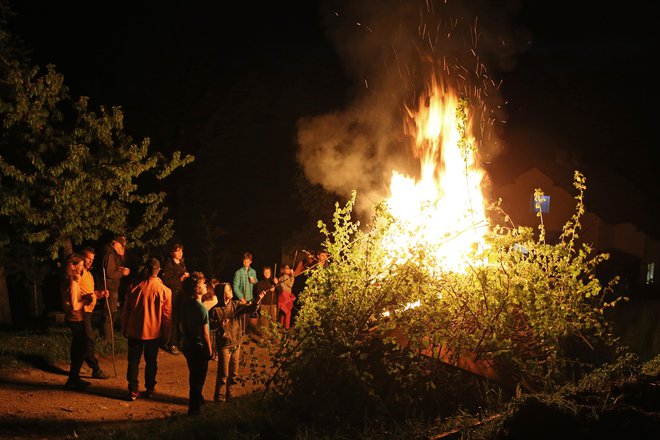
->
xmin=385 ymin=75 xmax=489 ymax=273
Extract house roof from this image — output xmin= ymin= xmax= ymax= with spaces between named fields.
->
xmin=487 ymin=146 xmax=660 ymax=240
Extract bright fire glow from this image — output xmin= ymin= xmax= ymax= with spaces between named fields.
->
xmin=384 ymin=75 xmax=489 ymax=273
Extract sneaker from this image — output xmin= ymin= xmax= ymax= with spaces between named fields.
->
xmin=92 ymin=369 xmax=110 ymax=379
xmin=142 ymin=388 xmax=155 ymax=398
xmin=169 ymin=345 xmax=181 ymax=355
xmin=129 ymin=390 xmax=139 ymax=401
xmin=64 ymin=378 xmax=90 ymax=391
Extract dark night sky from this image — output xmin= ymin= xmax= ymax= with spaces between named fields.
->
xmin=7 ymin=0 xmax=659 ymax=274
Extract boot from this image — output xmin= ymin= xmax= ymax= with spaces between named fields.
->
xmin=214 ymin=386 xmax=225 ymax=402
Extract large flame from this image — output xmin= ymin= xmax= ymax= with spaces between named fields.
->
xmin=385 ymin=75 xmax=489 ymax=273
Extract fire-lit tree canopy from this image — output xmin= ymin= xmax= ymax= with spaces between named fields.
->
xmin=264 ymin=173 xmax=626 ymax=425
xmin=0 ymin=61 xmax=193 ymax=280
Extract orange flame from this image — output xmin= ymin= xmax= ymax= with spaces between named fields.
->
xmin=385 ymin=75 xmax=489 ymax=273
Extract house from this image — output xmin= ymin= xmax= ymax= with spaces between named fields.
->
xmin=491 ymin=165 xmax=659 ymax=299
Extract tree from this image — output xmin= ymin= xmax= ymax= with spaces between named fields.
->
xmin=0 ymin=60 xmax=193 ymax=320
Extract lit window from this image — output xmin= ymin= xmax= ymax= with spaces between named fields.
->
xmin=531 ymin=194 xmax=550 ymax=213
xmin=646 ymin=262 xmax=655 ymax=284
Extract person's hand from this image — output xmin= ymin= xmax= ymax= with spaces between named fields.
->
xmin=249 ymin=276 xmax=256 ymax=284
xmin=96 ymin=289 xmax=109 ymax=299
xmin=273 ymin=277 xmax=279 ymax=284
xmin=240 ymin=298 xmax=247 ymax=304
xmin=120 ymin=266 xmax=130 ymax=276
xmin=181 ymin=272 xmax=189 ymax=281
xmin=223 ymin=319 xmax=229 ymax=326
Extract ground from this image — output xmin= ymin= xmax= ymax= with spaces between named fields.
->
xmin=0 ymin=341 xmax=269 ymax=439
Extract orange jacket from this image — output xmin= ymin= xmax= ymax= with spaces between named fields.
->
xmin=121 ymin=276 xmax=172 ymax=340
xmin=79 ymin=269 xmax=98 ymax=313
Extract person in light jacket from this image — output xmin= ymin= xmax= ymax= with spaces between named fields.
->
xmin=61 ymin=253 xmax=93 ymax=391
xmin=121 ymin=258 xmax=172 ymax=401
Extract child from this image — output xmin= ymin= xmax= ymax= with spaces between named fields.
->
xmin=211 ymin=283 xmax=264 ymax=402
xmin=277 ymin=264 xmax=296 ymax=329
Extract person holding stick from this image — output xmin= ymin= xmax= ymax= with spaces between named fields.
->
xmin=212 ymin=282 xmax=265 ymax=402
xmin=79 ymin=247 xmax=111 ymax=379
xmin=255 ymin=265 xmax=278 ymax=331
xmin=102 ymin=234 xmax=130 ymax=343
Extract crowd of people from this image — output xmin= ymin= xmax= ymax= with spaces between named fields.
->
xmin=59 ymin=235 xmax=328 ymax=415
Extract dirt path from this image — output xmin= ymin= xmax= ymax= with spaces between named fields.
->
xmin=0 ymin=341 xmax=269 ymax=439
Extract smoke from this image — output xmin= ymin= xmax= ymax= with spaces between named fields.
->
xmin=296 ymin=0 xmax=529 ymax=218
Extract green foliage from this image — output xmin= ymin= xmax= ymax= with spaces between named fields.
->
xmin=0 ymin=61 xmax=193 ymax=278
xmin=641 ymin=353 xmax=660 ymax=376
xmin=265 ymin=172 xmax=625 ymax=428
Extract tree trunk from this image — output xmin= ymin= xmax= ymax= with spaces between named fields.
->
xmin=62 ymin=237 xmax=73 ymax=260
xmin=0 ymin=266 xmax=12 ymax=326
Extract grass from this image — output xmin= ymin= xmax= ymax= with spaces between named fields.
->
xmin=0 ymin=321 xmax=127 ymax=373
xmin=0 ymin=325 xmax=71 ymax=372
xmin=1 ymin=306 xmax=658 ymax=440
xmin=78 ymin=394 xmax=293 ymax=440
xmin=76 ymin=393 xmax=440 ymax=440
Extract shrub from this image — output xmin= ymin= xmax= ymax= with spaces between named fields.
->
xmin=265 ymin=172 xmax=625 ymax=428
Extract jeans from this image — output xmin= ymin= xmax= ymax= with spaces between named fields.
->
xmin=67 ymin=320 xmax=87 ymax=380
xmin=83 ymin=312 xmax=100 ymax=372
xmin=215 ymin=344 xmax=240 ymax=397
xmin=183 ymin=344 xmax=210 ymax=412
xmin=259 ymin=304 xmax=278 ymax=327
xmin=167 ymin=290 xmax=183 ymax=347
xmin=103 ymin=290 xmax=120 ymax=343
xmin=126 ymin=337 xmax=160 ymax=392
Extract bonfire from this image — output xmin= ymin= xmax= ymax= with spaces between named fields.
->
xmin=265 ymin=69 xmax=623 ymax=425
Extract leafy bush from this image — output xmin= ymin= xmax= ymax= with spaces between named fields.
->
xmin=264 ymin=172 xmax=625 ymax=428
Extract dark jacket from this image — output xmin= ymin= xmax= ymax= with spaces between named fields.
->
xmin=255 ymin=277 xmax=277 ymax=306
xmin=161 ymin=257 xmax=187 ymax=295
xmin=211 ymin=300 xmax=259 ymax=348
xmin=102 ymin=244 xmax=125 ymax=292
